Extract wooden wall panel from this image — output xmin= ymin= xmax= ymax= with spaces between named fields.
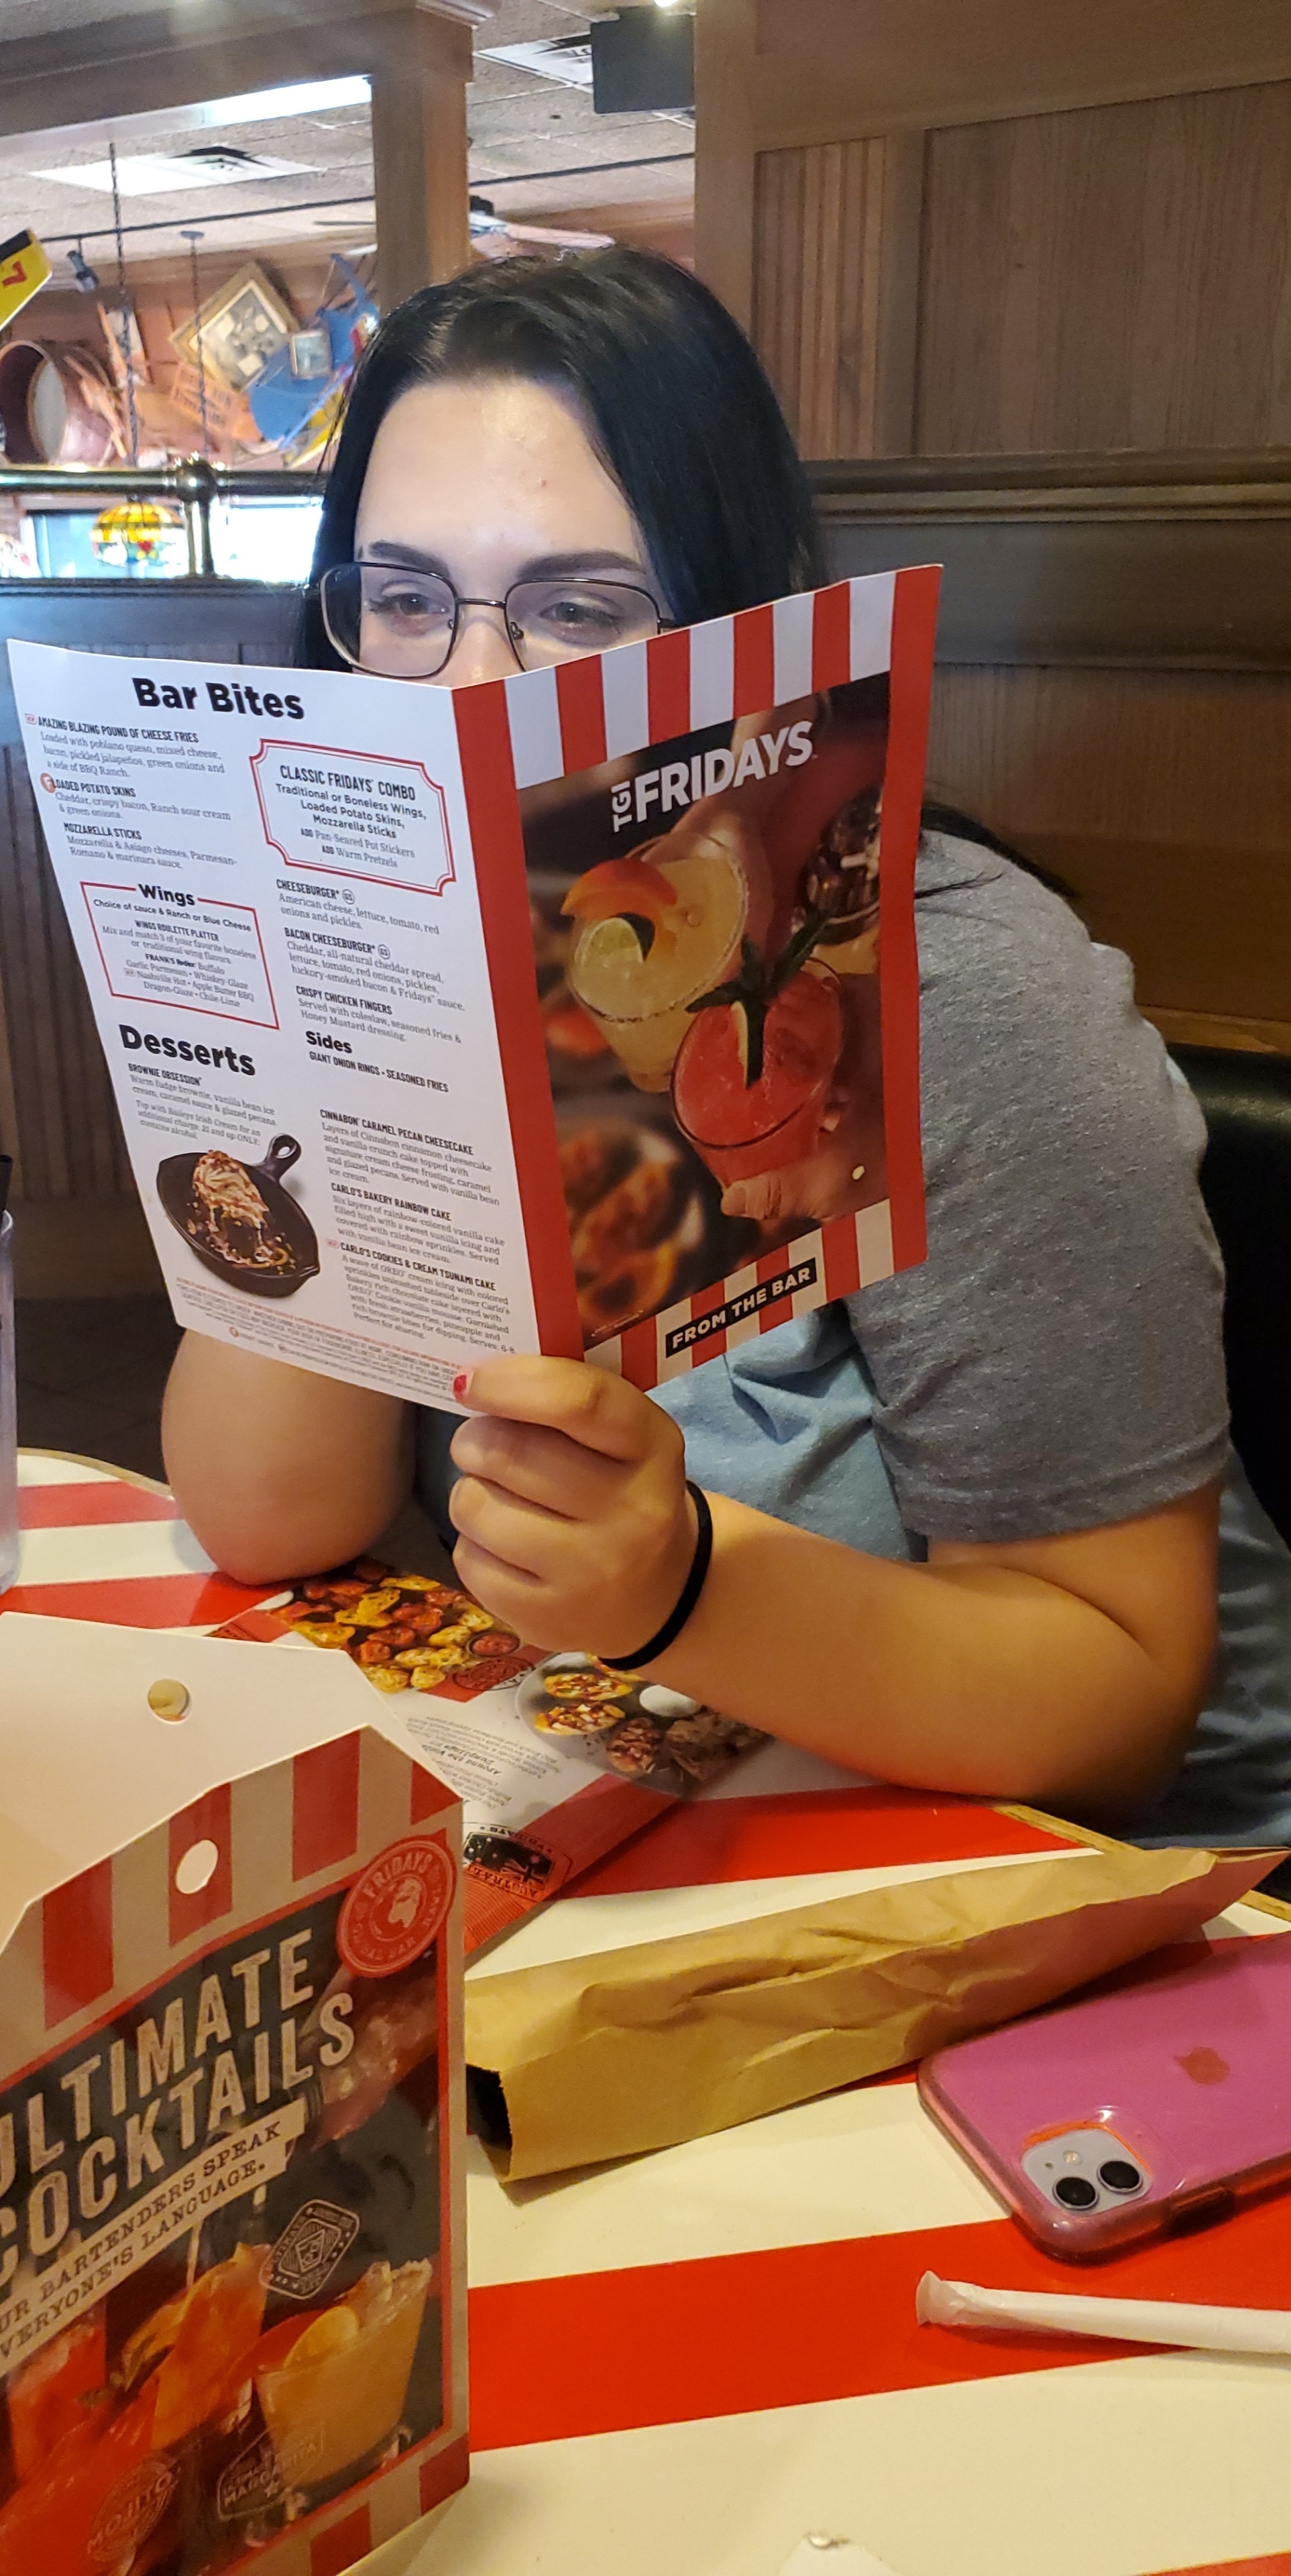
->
xmin=923 ymin=666 xmax=1291 ymax=1040
xmin=755 ymin=140 xmax=881 ymax=454
xmin=748 ymin=0 xmax=1291 ymax=148
xmin=752 ymin=134 xmax=922 ymax=457
xmin=917 ymin=83 xmax=1291 ymax=454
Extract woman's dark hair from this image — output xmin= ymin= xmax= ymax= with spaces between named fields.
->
xmin=920 ymin=798 xmax=1074 ymax=900
xmin=300 ymin=246 xmax=824 ymax=665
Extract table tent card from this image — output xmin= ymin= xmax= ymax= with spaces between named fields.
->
xmin=0 ymin=1613 xmax=467 ymax=2575
xmin=9 ymin=567 xmax=936 ymax=1409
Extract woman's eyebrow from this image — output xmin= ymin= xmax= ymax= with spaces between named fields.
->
xmin=360 ymin=541 xmax=452 ymax=574
xmin=357 ymin=542 xmax=651 ymax=582
xmin=518 ymin=549 xmax=651 ymax=581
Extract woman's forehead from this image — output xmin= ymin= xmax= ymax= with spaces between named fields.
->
xmin=355 ymin=375 xmax=639 ymax=567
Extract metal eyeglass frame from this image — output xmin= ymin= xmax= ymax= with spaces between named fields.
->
xmin=317 ymin=558 xmax=671 ymax=678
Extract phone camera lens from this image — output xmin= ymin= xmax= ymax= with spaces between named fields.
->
xmin=1097 ymin=2158 xmax=1143 ymax=2194
xmin=1054 ymin=2176 xmax=1099 ymax=2208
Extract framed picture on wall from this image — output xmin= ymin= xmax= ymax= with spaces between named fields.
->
xmin=170 ymin=262 xmax=296 ymax=396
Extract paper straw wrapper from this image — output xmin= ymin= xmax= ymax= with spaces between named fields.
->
xmin=917 ymin=2270 xmax=1291 ymax=2357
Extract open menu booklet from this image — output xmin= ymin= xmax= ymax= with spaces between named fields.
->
xmin=9 ymin=566 xmax=936 ymax=1406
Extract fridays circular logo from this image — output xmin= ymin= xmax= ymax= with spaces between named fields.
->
xmin=339 ymin=1834 xmax=455 ymax=1976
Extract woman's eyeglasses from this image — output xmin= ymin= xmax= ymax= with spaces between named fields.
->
xmin=318 ymin=559 xmax=667 ymax=680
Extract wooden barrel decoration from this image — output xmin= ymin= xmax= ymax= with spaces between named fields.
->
xmin=0 ymin=341 xmax=123 ymax=467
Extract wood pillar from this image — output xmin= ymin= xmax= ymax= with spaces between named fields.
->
xmin=371 ymin=7 xmax=474 ymax=310
xmin=693 ymin=0 xmax=757 ymax=331
xmin=0 ymin=0 xmax=482 ymax=317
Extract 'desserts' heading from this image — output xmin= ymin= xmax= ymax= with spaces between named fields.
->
xmin=132 ymin=677 xmax=304 ymax=721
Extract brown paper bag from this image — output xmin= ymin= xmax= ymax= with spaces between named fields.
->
xmin=466 ymin=1841 xmax=1275 ymax=2179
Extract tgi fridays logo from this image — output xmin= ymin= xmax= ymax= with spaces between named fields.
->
xmin=0 ymin=1900 xmax=354 ymax=2334
xmin=611 ymin=717 xmax=815 ymax=831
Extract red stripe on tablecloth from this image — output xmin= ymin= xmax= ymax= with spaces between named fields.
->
xmin=568 ymin=1785 xmax=1065 ymax=1898
xmin=0 ymin=1572 xmax=276 ymax=1628
xmin=812 ymin=580 xmax=854 ymax=692
xmin=469 ymin=2190 xmax=1291 ymax=2450
xmin=1157 ymin=2561 xmax=1291 ymax=2575
xmin=454 ymin=680 xmax=583 ymax=1361
xmin=554 ymin=653 xmax=607 ymax=773
xmin=732 ymin=600 xmax=775 ymax=717
xmin=292 ymin=1735 xmax=361 ymax=1882
xmin=44 ymin=1860 xmax=113 ymax=2029
xmin=646 ymin=623 xmax=691 ymax=743
xmin=169 ymin=1783 xmax=233 ymax=1949
xmin=880 ymin=565 xmax=939 ymax=1273
xmin=18 ymin=1483 xmax=178 ymax=1529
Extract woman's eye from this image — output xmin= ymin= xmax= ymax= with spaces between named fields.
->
xmin=544 ymin=594 xmax=622 ymax=636
xmin=372 ymin=586 xmax=438 ymax=626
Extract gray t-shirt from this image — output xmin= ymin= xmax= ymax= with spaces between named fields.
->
xmin=416 ymin=830 xmax=1291 ymax=1843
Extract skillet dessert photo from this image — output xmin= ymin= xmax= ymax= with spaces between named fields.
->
xmin=156 ymin=1133 xmax=321 ymax=1297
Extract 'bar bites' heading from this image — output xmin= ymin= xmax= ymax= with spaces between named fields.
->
xmin=132 ymin=678 xmax=304 ymax=720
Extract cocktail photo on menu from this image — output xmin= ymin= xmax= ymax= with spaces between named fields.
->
xmin=524 ymin=674 xmax=893 ymax=1350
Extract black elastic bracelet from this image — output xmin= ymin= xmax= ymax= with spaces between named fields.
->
xmin=600 ymin=1481 xmax=714 ymax=1672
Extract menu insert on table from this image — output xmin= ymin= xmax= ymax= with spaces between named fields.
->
xmin=217 ymin=1556 xmax=769 ymax=1953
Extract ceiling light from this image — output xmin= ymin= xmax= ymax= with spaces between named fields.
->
xmin=191 ymin=76 xmax=370 ymax=127
xmin=34 ymin=151 xmax=318 ymax=197
xmin=0 ymin=77 xmax=370 ymax=176
xmin=478 ymin=38 xmax=592 ymax=88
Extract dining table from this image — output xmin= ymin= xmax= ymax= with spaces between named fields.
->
xmin=9 ymin=1440 xmax=1291 ymax=2576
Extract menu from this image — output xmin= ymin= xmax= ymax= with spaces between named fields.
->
xmin=9 ymin=567 xmax=936 ymax=1409
xmin=215 ymin=1554 xmax=769 ymax=1953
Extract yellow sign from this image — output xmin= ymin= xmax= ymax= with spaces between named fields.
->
xmin=0 ymin=227 xmax=52 ymax=331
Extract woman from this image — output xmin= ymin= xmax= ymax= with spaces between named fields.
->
xmin=164 ymin=248 xmax=1291 ymax=1842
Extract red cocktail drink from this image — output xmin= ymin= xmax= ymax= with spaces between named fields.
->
xmin=671 ymin=963 xmax=844 ymax=1188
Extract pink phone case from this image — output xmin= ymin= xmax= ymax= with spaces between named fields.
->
xmin=918 ymin=1932 xmax=1291 ymax=2257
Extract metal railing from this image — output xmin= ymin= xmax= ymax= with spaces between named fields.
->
xmin=0 ymin=458 xmax=327 ymax=578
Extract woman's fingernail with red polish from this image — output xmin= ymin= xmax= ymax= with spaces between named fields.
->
xmin=453 ymin=1370 xmax=473 ymax=1405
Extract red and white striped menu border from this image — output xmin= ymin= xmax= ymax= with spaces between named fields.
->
xmin=453 ymin=570 xmax=938 ymax=1387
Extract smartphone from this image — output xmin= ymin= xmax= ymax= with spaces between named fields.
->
xmin=918 ymin=1932 xmax=1291 ymax=2258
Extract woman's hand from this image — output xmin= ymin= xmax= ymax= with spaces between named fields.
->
xmin=447 ymin=1357 xmax=696 ymax=1656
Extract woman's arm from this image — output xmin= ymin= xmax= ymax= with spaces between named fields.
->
xmin=661 ymin=1485 xmax=1218 ymax=1813
xmin=162 ymin=1333 xmax=414 ymax=1584
xmin=445 ymin=1357 xmax=1219 ymax=1816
